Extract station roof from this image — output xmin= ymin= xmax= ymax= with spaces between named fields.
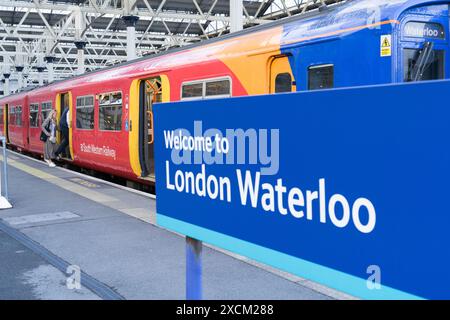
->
xmin=0 ymin=0 xmax=344 ymax=91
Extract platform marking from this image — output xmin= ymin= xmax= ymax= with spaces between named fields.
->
xmin=0 ymin=154 xmax=154 ymax=224
xmin=69 ymin=178 xmax=100 ymax=188
xmin=3 ymin=211 xmax=80 ymax=226
xmin=0 ymin=156 xmax=115 ymax=203
xmin=119 ymin=208 xmax=155 ymax=224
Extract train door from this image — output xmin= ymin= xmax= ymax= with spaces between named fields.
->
xmin=28 ymin=102 xmax=40 ymax=152
xmin=398 ymin=9 xmax=449 ymax=83
xmin=56 ymin=92 xmax=73 ymax=160
xmin=138 ymin=77 xmax=162 ymax=178
xmin=270 ymin=56 xmax=296 ymax=93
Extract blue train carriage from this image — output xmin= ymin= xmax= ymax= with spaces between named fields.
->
xmin=280 ymin=0 xmax=449 ymax=90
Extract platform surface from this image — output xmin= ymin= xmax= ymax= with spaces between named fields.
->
xmin=0 ymin=151 xmax=353 ymax=300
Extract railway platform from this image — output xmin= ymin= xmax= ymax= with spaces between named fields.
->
xmin=0 ymin=150 xmax=351 ymax=300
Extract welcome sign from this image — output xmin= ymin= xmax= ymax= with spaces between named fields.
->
xmin=154 ymin=80 xmax=450 ymax=300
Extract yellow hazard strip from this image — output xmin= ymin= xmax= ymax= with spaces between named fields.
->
xmin=0 ymin=155 xmax=155 ymax=224
xmin=2 ymin=156 xmax=116 ymax=203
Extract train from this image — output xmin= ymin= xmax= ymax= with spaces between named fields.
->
xmin=0 ymin=0 xmax=448 ymax=185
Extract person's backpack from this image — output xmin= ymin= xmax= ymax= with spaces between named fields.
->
xmin=40 ymin=122 xmax=50 ymax=142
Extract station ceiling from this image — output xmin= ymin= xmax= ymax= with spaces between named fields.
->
xmin=0 ymin=0 xmax=344 ymax=88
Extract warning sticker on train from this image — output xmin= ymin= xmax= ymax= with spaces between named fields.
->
xmin=380 ymin=35 xmax=392 ymax=57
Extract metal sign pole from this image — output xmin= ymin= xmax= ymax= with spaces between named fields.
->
xmin=186 ymin=236 xmax=203 ymax=300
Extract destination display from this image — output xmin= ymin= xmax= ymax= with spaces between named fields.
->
xmin=403 ymin=21 xmax=445 ymax=39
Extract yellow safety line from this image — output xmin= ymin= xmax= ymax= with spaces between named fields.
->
xmin=0 ymin=155 xmax=154 ymax=224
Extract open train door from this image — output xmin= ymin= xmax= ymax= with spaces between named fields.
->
xmin=270 ymin=55 xmax=296 ymax=94
xmin=55 ymin=92 xmax=73 ymax=160
xmin=138 ymin=78 xmax=162 ymax=179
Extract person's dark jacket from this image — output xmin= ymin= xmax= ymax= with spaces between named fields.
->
xmin=59 ymin=108 xmax=69 ymax=131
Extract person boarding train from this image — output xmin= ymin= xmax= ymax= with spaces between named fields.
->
xmin=41 ymin=110 xmax=58 ymax=168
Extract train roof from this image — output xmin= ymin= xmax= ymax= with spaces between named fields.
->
xmin=1 ymin=0 xmax=447 ymax=102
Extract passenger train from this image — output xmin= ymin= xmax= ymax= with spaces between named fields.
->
xmin=0 ymin=0 xmax=448 ymax=185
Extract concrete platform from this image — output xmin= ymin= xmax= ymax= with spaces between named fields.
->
xmin=0 ymin=150 xmax=353 ymax=300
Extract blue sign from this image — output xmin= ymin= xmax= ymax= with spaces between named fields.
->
xmin=154 ymin=80 xmax=450 ymax=300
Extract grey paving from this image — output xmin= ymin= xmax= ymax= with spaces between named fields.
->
xmin=0 ymin=152 xmax=333 ymax=300
xmin=0 ymin=231 xmax=99 ymax=300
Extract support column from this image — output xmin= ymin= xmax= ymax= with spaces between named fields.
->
xmin=74 ymin=6 xmax=87 ymax=75
xmin=74 ymin=41 xmax=86 ymax=75
xmin=22 ymin=73 xmax=29 ymax=89
xmin=3 ymin=73 xmax=10 ymax=96
xmin=44 ymin=56 xmax=56 ymax=83
xmin=36 ymin=67 xmax=45 ymax=86
xmin=230 ymin=0 xmax=243 ymax=33
xmin=122 ymin=15 xmax=139 ymax=61
xmin=15 ymin=66 xmax=24 ymax=91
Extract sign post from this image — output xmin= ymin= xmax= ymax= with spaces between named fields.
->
xmin=0 ymin=136 xmax=11 ymax=209
xmin=186 ymin=236 xmax=203 ymax=300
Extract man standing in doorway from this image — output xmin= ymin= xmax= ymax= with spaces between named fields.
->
xmin=55 ymin=106 xmax=71 ymax=160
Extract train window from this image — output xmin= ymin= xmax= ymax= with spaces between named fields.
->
xmin=9 ymin=107 xmax=14 ymax=125
xmin=205 ymin=79 xmax=231 ymax=98
xmin=308 ymin=65 xmax=334 ymax=90
xmin=13 ymin=106 xmax=22 ymax=126
xmin=182 ymin=83 xmax=203 ymax=99
xmin=41 ymin=102 xmax=52 ymax=124
xmin=182 ymin=78 xmax=231 ymax=100
xmin=29 ymin=104 xmax=39 ymax=128
xmin=76 ymin=95 xmax=94 ymax=130
xmin=404 ymin=48 xmax=444 ymax=82
xmin=99 ymin=91 xmax=122 ymax=131
xmin=275 ymin=73 xmax=292 ymax=93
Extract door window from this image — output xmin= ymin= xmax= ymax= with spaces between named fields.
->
xmin=270 ymin=56 xmax=294 ymax=94
xmin=99 ymin=91 xmax=122 ymax=131
xmin=404 ymin=44 xmax=444 ymax=82
xmin=275 ymin=73 xmax=292 ymax=93
xmin=29 ymin=104 xmax=39 ymax=127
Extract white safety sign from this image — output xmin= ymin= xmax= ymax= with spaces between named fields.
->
xmin=380 ymin=35 xmax=392 ymax=57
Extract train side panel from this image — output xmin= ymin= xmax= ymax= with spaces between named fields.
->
xmin=69 ymin=78 xmax=136 ymax=179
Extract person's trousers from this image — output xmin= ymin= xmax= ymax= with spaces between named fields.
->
xmin=55 ymin=127 xmax=69 ymax=157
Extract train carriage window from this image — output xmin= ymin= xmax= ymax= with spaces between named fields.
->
xmin=275 ymin=73 xmax=292 ymax=93
xmin=308 ymin=64 xmax=334 ymax=90
xmin=41 ymin=102 xmax=52 ymax=125
xmin=99 ymin=91 xmax=122 ymax=131
xmin=182 ymin=77 xmax=231 ymax=100
xmin=182 ymin=83 xmax=203 ymax=99
xmin=205 ymin=79 xmax=231 ymax=98
xmin=16 ymin=106 xmax=22 ymax=126
xmin=29 ymin=103 xmax=39 ymax=128
xmin=76 ymin=95 xmax=94 ymax=130
xmin=8 ymin=107 xmax=14 ymax=125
